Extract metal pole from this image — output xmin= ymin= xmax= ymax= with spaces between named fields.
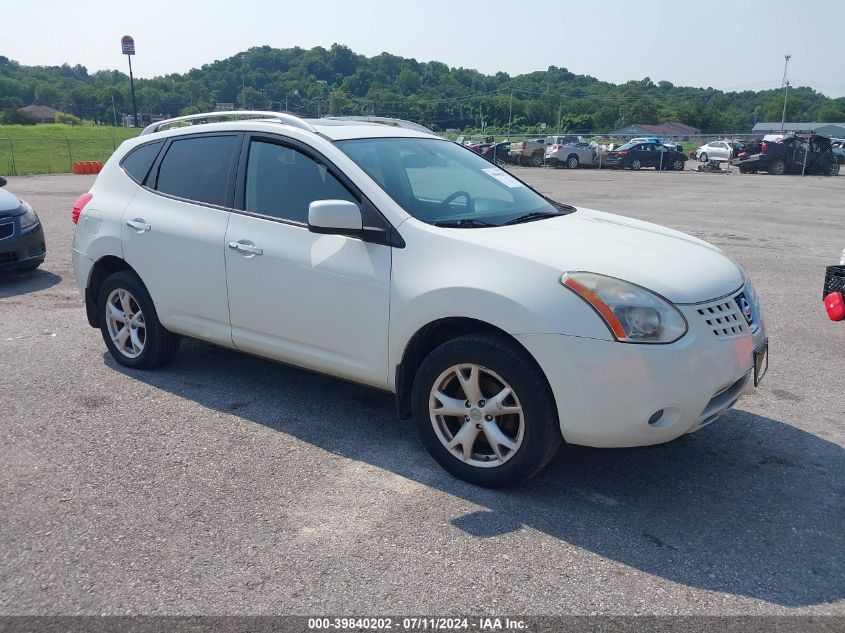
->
xmin=64 ymin=136 xmax=72 ymax=172
xmin=780 ymin=54 xmax=791 ymax=132
xmin=781 ymin=81 xmax=790 ymax=132
xmin=801 ymin=140 xmax=809 ymax=176
xmin=111 ymin=94 xmax=117 ymax=126
xmin=5 ymin=137 xmax=17 ymax=176
xmin=507 ymin=91 xmax=513 ymax=136
xmin=127 ymin=54 xmax=139 ymax=128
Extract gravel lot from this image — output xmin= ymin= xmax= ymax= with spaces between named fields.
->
xmin=1 ymin=168 xmax=843 ymax=616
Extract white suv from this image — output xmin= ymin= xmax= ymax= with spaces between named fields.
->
xmin=72 ymin=111 xmax=768 ymax=488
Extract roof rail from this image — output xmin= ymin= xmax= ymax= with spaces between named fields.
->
xmin=139 ymin=110 xmax=318 ymax=136
xmin=322 ymin=115 xmax=435 ymax=135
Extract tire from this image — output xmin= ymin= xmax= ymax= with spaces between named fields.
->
xmin=672 ymin=159 xmax=684 ymax=171
xmin=630 ymin=159 xmax=642 ymax=170
xmin=699 ymin=152 xmax=708 ymax=162
xmin=411 ymin=333 xmax=562 ymax=488
xmin=531 ymin=152 xmax=544 ymax=167
xmin=98 ymin=270 xmax=181 ymax=369
xmin=768 ymin=159 xmax=786 ymax=176
xmin=831 ymin=162 xmax=841 ymax=176
xmin=566 ymin=154 xmax=579 ymax=169
xmin=739 ymin=165 xmax=749 ymax=174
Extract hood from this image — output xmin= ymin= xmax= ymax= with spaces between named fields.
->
xmin=453 ymin=208 xmax=743 ymax=304
xmin=0 ymin=188 xmax=23 ymax=214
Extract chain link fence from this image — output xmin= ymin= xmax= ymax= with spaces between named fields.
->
xmin=0 ymin=137 xmax=120 ymax=175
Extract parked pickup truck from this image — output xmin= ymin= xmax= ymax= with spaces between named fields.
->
xmin=731 ymin=134 xmax=840 ymax=176
xmin=509 ymin=138 xmax=547 ymax=167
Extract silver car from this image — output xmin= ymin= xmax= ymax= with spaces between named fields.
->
xmin=696 ymin=140 xmax=741 ymax=162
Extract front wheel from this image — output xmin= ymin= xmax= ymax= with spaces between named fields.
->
xmin=699 ymin=152 xmax=708 ymax=162
xmin=98 ymin=270 xmax=180 ymax=369
xmin=672 ymin=159 xmax=684 ymax=171
xmin=531 ymin=152 xmax=544 ymax=167
xmin=411 ymin=333 xmax=561 ymax=488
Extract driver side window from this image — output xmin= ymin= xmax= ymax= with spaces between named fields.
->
xmin=244 ymin=140 xmax=355 ymax=223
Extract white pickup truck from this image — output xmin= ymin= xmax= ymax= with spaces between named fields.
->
xmin=508 ymin=138 xmax=547 ymax=167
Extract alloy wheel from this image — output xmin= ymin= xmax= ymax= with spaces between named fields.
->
xmin=105 ymin=288 xmax=146 ymax=358
xmin=429 ymin=364 xmax=525 ymax=468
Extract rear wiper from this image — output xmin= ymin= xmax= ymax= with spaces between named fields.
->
xmin=503 ymin=211 xmax=561 ymax=225
xmin=432 ymin=218 xmax=496 ymax=228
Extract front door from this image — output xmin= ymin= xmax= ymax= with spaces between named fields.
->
xmin=224 ymin=136 xmax=392 ymax=388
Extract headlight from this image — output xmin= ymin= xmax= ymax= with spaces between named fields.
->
xmin=18 ymin=202 xmax=39 ymax=230
xmin=560 ymin=272 xmax=688 ymax=344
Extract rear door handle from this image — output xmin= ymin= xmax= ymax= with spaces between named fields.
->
xmin=126 ymin=218 xmax=151 ymax=232
xmin=228 ymin=240 xmax=263 ymax=256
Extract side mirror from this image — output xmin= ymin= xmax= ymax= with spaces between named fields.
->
xmin=308 ymin=200 xmax=363 ymax=237
xmin=0 ymin=176 xmax=6 ymax=188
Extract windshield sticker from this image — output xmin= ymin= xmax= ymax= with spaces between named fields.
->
xmin=482 ymin=167 xmax=523 ymax=188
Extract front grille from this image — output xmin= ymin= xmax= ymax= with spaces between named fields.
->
xmin=0 ymin=252 xmax=18 ymax=264
xmin=696 ymin=295 xmax=749 ymax=339
xmin=0 ymin=222 xmax=13 ymax=240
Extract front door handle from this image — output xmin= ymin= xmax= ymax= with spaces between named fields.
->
xmin=127 ymin=218 xmax=151 ymax=232
xmin=228 ymin=240 xmax=263 ymax=256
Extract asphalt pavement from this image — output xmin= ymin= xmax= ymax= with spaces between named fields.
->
xmin=0 ymin=168 xmax=843 ymax=616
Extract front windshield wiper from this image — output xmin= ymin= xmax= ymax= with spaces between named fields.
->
xmin=432 ymin=218 xmax=496 ymax=228
xmin=502 ymin=211 xmax=562 ymax=225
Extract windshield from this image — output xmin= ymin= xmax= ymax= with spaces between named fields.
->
xmin=337 ymin=137 xmax=572 ymax=226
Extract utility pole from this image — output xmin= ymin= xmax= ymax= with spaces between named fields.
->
xmin=557 ymin=103 xmax=562 ymax=132
xmin=111 ymin=94 xmax=117 ymax=126
xmin=780 ymin=53 xmax=791 ymax=132
xmin=507 ymin=91 xmax=513 ymax=136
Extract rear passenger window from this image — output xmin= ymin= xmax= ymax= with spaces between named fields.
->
xmin=121 ymin=141 xmax=164 ymax=184
xmin=244 ymin=141 xmax=355 ymax=223
xmin=155 ymin=135 xmax=236 ymax=207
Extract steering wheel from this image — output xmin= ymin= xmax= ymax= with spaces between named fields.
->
xmin=441 ymin=190 xmax=474 ymax=211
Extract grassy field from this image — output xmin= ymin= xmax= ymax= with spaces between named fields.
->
xmin=0 ymin=124 xmax=141 ymax=175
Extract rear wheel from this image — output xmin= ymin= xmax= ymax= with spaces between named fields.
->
xmin=831 ymin=162 xmax=841 ymax=176
xmin=412 ymin=333 xmax=561 ymax=488
xmin=566 ymin=154 xmax=579 ymax=169
xmin=98 ymin=270 xmax=180 ymax=369
xmin=768 ymin=159 xmax=786 ymax=175
xmin=630 ymin=159 xmax=642 ymax=170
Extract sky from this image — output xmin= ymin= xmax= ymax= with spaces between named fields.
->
xmin=4 ymin=0 xmax=844 ymax=97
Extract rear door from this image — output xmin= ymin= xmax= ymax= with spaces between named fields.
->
xmin=121 ymin=133 xmax=240 ymax=347
xmin=224 ymin=134 xmax=392 ymax=388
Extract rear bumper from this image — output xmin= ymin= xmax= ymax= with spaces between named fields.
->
xmin=0 ymin=223 xmax=46 ymax=271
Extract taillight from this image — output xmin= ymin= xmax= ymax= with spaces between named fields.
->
xmin=618 ymin=151 xmax=630 ymax=157
xmin=520 ymin=141 xmax=526 ymax=149
xmin=825 ymin=292 xmax=845 ymax=321
xmin=761 ymin=142 xmax=769 ymax=153
xmin=72 ymin=192 xmax=93 ymax=224
xmin=553 ymin=144 xmax=561 ymax=150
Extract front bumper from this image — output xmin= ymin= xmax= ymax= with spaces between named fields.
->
xmin=0 ymin=221 xmax=46 ymax=271
xmin=516 ymin=301 xmax=766 ymax=447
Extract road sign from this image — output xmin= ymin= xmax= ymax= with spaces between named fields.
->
xmin=121 ymin=35 xmax=135 ymax=56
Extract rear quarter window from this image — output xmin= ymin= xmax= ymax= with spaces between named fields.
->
xmin=154 ymin=135 xmax=237 ymax=207
xmin=120 ymin=141 xmax=164 ymax=184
